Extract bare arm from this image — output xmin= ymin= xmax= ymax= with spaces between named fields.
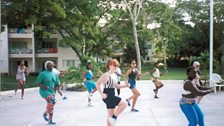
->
xmin=136 ymin=69 xmax=142 ymax=77
xmin=96 ymin=73 xmax=109 ymax=99
xmin=183 ymin=81 xmax=211 ymax=97
xmin=115 ymin=81 xmax=129 ymax=89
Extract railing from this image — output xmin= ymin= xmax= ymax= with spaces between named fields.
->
xmin=8 ymin=28 xmax=33 ymax=34
xmin=36 ymin=48 xmax=58 ymax=53
xmin=9 ymin=48 xmax=33 ymax=54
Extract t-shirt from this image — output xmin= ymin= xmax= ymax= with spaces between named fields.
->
xmin=35 ymin=70 xmax=59 ymax=98
xmin=152 ymin=68 xmax=160 ymax=78
xmin=52 ymin=68 xmax=60 ymax=76
xmin=115 ymin=67 xmax=122 ymax=82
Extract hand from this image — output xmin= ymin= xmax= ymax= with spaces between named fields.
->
xmin=101 ymin=93 xmax=107 ymax=99
xmin=210 ymin=87 xmax=214 ymax=93
xmin=42 ymin=86 xmax=49 ymax=90
xmin=125 ymin=81 xmax=130 ymax=87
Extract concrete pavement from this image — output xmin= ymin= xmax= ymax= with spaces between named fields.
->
xmin=0 ymin=80 xmax=224 ymax=126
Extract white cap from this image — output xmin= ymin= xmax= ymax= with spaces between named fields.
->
xmin=193 ymin=61 xmax=200 ymax=67
xmin=45 ymin=60 xmax=54 ymax=69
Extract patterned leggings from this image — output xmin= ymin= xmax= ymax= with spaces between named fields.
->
xmin=45 ymin=95 xmax=56 ymax=120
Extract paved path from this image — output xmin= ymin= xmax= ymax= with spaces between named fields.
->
xmin=0 ymin=80 xmax=224 ymax=126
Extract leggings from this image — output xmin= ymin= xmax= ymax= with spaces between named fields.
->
xmin=179 ymin=99 xmax=204 ymax=126
xmin=45 ymin=95 xmax=56 ymax=121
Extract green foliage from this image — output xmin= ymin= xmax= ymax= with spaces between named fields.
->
xmin=62 ymin=59 xmax=104 ymax=84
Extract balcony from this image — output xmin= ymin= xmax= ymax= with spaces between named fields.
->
xmin=8 ymin=28 xmax=33 ymax=38
xmin=36 ymin=48 xmax=58 ymax=58
xmin=9 ymin=48 xmax=33 ymax=58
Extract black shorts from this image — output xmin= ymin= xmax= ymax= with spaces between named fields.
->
xmin=103 ymin=95 xmax=121 ymax=109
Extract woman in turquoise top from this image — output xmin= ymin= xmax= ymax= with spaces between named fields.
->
xmin=35 ymin=61 xmax=59 ymax=125
xmin=82 ymin=62 xmax=97 ymax=106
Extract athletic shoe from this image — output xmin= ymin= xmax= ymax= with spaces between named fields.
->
xmin=131 ymin=108 xmax=139 ymax=112
xmin=126 ymin=99 xmax=131 ymax=106
xmin=108 ymin=117 xmax=116 ymax=126
xmin=48 ymin=120 xmax=56 ymax=125
xmin=43 ymin=113 xmax=49 ymax=122
xmin=88 ymin=104 xmax=94 ymax=107
xmin=62 ymin=96 xmax=67 ymax=100
xmin=154 ymin=95 xmax=159 ymax=99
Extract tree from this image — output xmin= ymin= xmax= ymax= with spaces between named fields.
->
xmin=175 ymin=0 xmax=224 ymax=75
xmin=123 ymin=0 xmax=143 ymax=72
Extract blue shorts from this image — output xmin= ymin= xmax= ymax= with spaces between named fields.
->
xmin=84 ymin=80 xmax=96 ymax=93
xmin=128 ymin=79 xmax=136 ymax=89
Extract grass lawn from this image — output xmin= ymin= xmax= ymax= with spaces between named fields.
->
xmin=0 ymin=66 xmax=186 ymax=91
xmin=130 ymin=66 xmax=186 ymax=80
xmin=1 ymin=75 xmax=37 ymax=91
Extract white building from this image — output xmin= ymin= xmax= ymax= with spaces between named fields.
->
xmin=0 ymin=25 xmax=80 ymax=75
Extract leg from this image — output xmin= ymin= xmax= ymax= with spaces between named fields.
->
xmin=107 ymin=100 xmax=127 ymax=126
xmin=107 ymin=109 xmax=115 ymax=126
xmin=15 ymin=79 xmax=22 ymax=93
xmin=131 ymin=88 xmax=140 ymax=110
xmin=114 ymin=100 xmax=127 ymax=116
xmin=21 ymin=81 xmax=25 ymax=99
xmin=153 ymin=80 xmax=164 ymax=98
xmin=180 ymin=104 xmax=199 ymax=126
xmin=44 ymin=95 xmax=56 ymax=124
xmin=194 ymin=103 xmax=205 ymax=126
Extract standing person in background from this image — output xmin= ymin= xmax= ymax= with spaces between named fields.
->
xmin=179 ymin=66 xmax=213 ymax=126
xmin=96 ymin=59 xmax=129 ymax=126
xmin=115 ymin=67 xmax=122 ymax=96
xmin=36 ymin=61 xmax=60 ymax=125
xmin=125 ymin=60 xmax=141 ymax=112
xmin=15 ymin=60 xmax=29 ymax=99
xmin=52 ymin=65 xmax=67 ymax=100
xmin=192 ymin=61 xmax=204 ymax=104
xmin=82 ymin=62 xmax=97 ymax=106
xmin=150 ymin=62 xmax=164 ymax=98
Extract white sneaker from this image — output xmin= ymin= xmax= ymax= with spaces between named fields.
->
xmin=88 ymin=102 xmax=94 ymax=107
xmin=108 ymin=117 xmax=116 ymax=126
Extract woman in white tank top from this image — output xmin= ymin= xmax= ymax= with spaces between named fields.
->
xmin=15 ymin=61 xmax=29 ymax=99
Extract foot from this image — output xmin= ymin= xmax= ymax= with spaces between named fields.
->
xmin=62 ymin=96 xmax=67 ymax=100
xmin=131 ymin=108 xmax=139 ymax=112
xmin=154 ymin=95 xmax=159 ymax=99
xmin=43 ymin=113 xmax=49 ymax=122
xmin=48 ymin=120 xmax=56 ymax=125
xmin=88 ymin=102 xmax=94 ymax=107
xmin=126 ymin=99 xmax=131 ymax=106
xmin=108 ymin=117 xmax=117 ymax=126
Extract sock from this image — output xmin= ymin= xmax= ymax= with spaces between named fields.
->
xmin=112 ymin=115 xmax=117 ymax=119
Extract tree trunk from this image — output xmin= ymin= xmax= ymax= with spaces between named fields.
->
xmin=132 ymin=21 xmax=141 ymax=73
xmin=163 ymin=40 xmax=168 ymax=72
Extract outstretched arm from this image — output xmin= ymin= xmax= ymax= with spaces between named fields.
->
xmin=115 ymin=81 xmax=129 ymax=89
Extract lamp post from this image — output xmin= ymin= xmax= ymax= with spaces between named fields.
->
xmin=209 ymin=0 xmax=213 ymax=87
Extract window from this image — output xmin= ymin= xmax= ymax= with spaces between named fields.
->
xmin=63 ymin=60 xmax=76 ymax=67
xmin=9 ymin=41 xmax=27 ymax=48
xmin=42 ymin=41 xmax=57 ymax=48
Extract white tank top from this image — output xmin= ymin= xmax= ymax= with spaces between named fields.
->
xmin=152 ymin=68 xmax=160 ymax=78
